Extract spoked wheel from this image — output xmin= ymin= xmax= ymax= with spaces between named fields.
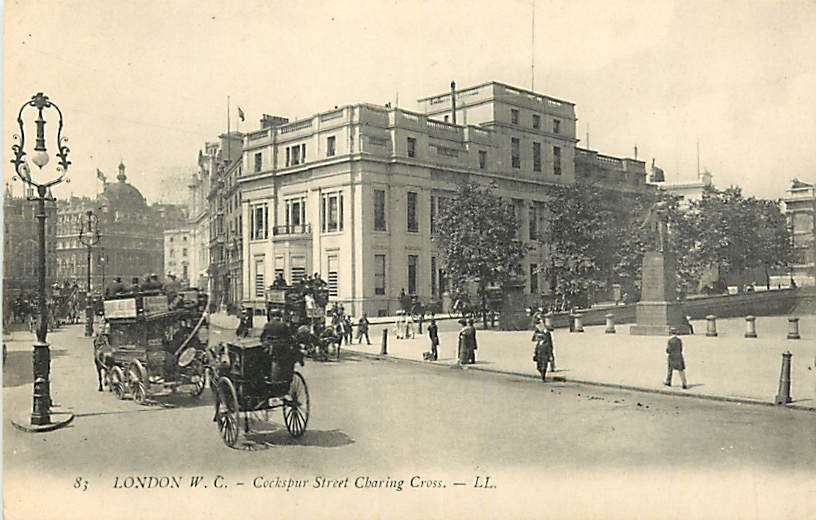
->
xmin=188 ymin=363 xmax=206 ymax=397
xmin=283 ymin=372 xmax=310 ymax=438
xmin=128 ymin=360 xmax=148 ymax=404
xmin=111 ymin=366 xmax=126 ymax=400
xmin=215 ymin=377 xmax=240 ymax=447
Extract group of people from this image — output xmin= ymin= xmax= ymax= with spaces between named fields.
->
xmin=106 ymin=273 xmax=180 ymax=297
xmin=393 ymin=310 xmax=416 ymax=340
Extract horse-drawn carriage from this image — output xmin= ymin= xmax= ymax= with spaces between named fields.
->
xmin=211 ymin=336 xmax=310 ymax=447
xmin=93 ymin=288 xmax=210 ymax=403
xmin=265 ymin=283 xmax=340 ymax=361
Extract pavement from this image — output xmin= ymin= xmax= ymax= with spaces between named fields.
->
xmin=3 ymin=324 xmax=815 ymax=520
xmin=343 ymin=314 xmax=816 ymax=410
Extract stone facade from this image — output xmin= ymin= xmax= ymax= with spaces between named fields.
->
xmin=784 ymin=179 xmax=815 ymax=286
xmin=3 ymin=185 xmax=58 ymax=309
xmin=238 ymin=81 xmax=581 ymax=317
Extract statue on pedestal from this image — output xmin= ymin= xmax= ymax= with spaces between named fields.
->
xmin=640 ymin=201 xmax=669 ymax=252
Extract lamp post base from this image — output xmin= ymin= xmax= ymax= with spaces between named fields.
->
xmin=11 ymin=411 xmax=74 ymax=433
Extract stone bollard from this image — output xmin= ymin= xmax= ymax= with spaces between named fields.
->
xmin=705 ymin=315 xmax=718 ymax=337
xmin=573 ymin=313 xmax=584 ymax=333
xmin=380 ymin=328 xmax=388 ymax=355
xmin=787 ymin=317 xmax=801 ymax=340
xmin=744 ymin=315 xmax=757 ymax=338
xmin=544 ymin=312 xmax=554 ymax=330
xmin=605 ymin=313 xmax=616 ymax=334
xmin=774 ymin=351 xmax=793 ymax=405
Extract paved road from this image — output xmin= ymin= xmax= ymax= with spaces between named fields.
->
xmin=4 ymin=325 xmax=815 ymax=520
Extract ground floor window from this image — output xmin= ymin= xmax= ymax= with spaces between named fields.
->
xmin=407 ymin=255 xmax=418 ymax=295
xmin=327 ymin=255 xmax=339 ymax=297
xmin=374 ymin=254 xmax=386 ymax=295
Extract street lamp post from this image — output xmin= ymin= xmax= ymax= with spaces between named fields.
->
xmin=79 ymin=210 xmax=101 ymax=336
xmin=9 ymin=92 xmax=74 ymax=431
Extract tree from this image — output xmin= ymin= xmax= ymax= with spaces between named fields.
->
xmin=433 ymin=182 xmax=526 ymax=325
xmin=541 ymin=181 xmax=651 ymax=308
xmin=681 ymin=186 xmax=793 ymax=289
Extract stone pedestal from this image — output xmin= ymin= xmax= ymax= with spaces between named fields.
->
xmin=629 ymin=251 xmax=690 ymax=336
xmin=499 ymin=282 xmax=528 ymax=331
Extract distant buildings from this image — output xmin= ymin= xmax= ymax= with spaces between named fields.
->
xmin=654 ymin=169 xmax=715 ymax=205
xmin=3 ymin=185 xmax=58 ymax=309
xmin=784 ymin=178 xmax=815 ymax=286
xmin=56 ymin=162 xmax=186 ymax=291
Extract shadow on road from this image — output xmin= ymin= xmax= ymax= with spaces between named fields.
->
xmin=237 ymin=427 xmax=355 ymax=451
xmin=3 ymin=349 xmax=69 ymax=388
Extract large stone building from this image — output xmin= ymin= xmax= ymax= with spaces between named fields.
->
xmin=201 ymin=132 xmax=244 ymax=309
xmin=784 ymin=178 xmax=815 ymax=286
xmin=3 ymin=185 xmax=58 ymax=312
xmin=236 ymin=81 xmax=583 ymax=317
xmin=56 ymin=162 xmax=185 ymax=291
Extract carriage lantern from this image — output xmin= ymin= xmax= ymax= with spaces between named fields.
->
xmin=9 ymin=92 xmax=74 ymax=431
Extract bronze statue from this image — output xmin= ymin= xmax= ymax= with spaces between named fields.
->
xmin=641 ymin=201 xmax=669 ymax=252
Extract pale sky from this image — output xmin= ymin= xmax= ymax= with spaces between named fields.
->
xmin=4 ymin=0 xmax=815 ymax=203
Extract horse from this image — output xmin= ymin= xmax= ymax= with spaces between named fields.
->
xmin=93 ymin=334 xmax=114 ymax=391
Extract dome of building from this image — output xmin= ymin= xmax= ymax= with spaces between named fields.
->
xmin=98 ymin=162 xmax=147 ymax=210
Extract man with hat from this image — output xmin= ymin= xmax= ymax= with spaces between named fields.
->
xmin=532 ymin=319 xmax=555 ymax=382
xmin=664 ymin=328 xmax=688 ymax=389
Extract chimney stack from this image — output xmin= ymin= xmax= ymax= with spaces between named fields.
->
xmin=450 ymin=81 xmax=457 ymax=125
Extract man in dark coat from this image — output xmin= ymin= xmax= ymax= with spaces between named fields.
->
xmin=357 ymin=313 xmax=371 ymax=345
xmin=399 ymin=289 xmax=411 ymax=313
xmin=532 ymin=320 xmax=554 ymax=381
xmin=664 ymin=328 xmax=688 ymax=389
xmin=467 ymin=318 xmax=477 ymax=364
xmin=427 ymin=318 xmax=439 ymax=360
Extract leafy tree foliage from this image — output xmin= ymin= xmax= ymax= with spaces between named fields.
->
xmin=433 ymin=182 xmax=526 ymax=314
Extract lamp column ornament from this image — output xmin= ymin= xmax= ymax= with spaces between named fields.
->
xmin=79 ymin=210 xmax=101 ymax=336
xmin=9 ymin=92 xmax=74 ymax=432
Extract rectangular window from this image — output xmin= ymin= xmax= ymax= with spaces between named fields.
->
xmin=254 ymin=259 xmax=265 ymax=297
xmin=533 ymin=142 xmax=542 ymax=172
xmin=553 ymin=119 xmax=561 ymax=134
xmin=530 ymin=263 xmax=539 ymax=294
xmin=407 ymin=191 xmax=418 ymax=233
xmin=553 ymin=146 xmax=562 ymax=176
xmin=182 ymin=248 xmax=188 ymax=257
xmin=511 ymin=109 xmax=519 ymax=125
xmin=286 ymin=147 xmax=290 ymax=167
xmin=478 ymin=150 xmax=487 ymax=170
xmin=250 ymin=203 xmax=268 ymax=240
xmin=407 ymin=137 xmax=416 ymax=158
xmin=374 ymin=254 xmax=386 ymax=295
xmin=254 ymin=152 xmax=262 ymax=173
xmin=532 ymin=114 xmax=541 ymax=129
xmin=291 ymin=145 xmax=300 ymax=166
xmin=290 ymin=256 xmax=305 ymax=284
xmin=374 ymin=189 xmax=386 ymax=231
xmin=327 ymin=255 xmax=339 ymax=297
xmin=430 ymin=195 xmax=437 ymax=234
xmin=285 ymin=197 xmax=306 ymax=232
xmin=327 ymin=136 xmax=336 ymax=157
xmin=529 ymin=205 xmax=538 ymax=240
xmin=408 ymin=255 xmax=418 ymax=295
xmin=322 ymin=192 xmax=344 ymax=233
xmin=511 ymin=138 xmax=520 ymax=169
xmin=275 ymin=256 xmax=285 ymax=283
xmin=431 ymin=256 xmax=438 ymax=296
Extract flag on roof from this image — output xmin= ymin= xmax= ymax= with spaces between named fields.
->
xmin=96 ymin=169 xmax=106 ymax=182
xmin=237 ymin=106 xmax=245 ymax=122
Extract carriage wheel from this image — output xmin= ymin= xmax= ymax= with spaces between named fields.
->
xmin=111 ymin=366 xmax=126 ymax=400
xmin=190 ymin=369 xmax=206 ymax=397
xmin=283 ymin=372 xmax=310 ymax=438
xmin=128 ymin=360 xmax=148 ymax=404
xmin=215 ymin=377 xmax=240 ymax=447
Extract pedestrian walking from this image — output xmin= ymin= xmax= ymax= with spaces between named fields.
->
xmin=399 ymin=289 xmax=411 ymax=313
xmin=394 ymin=310 xmax=405 ymax=340
xmin=457 ymin=319 xmax=471 ymax=366
xmin=427 ymin=318 xmax=439 ymax=361
xmin=532 ymin=320 xmax=555 ymax=381
xmin=357 ymin=313 xmax=371 ymax=345
xmin=664 ymin=328 xmax=688 ymax=389
xmin=467 ymin=318 xmax=477 ymax=364
xmin=683 ymin=315 xmax=694 ymax=335
xmin=343 ymin=315 xmax=353 ymax=345
xmin=404 ymin=313 xmax=416 ymax=339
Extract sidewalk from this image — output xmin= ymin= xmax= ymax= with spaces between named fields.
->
xmin=348 ymin=315 xmax=816 ymax=410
